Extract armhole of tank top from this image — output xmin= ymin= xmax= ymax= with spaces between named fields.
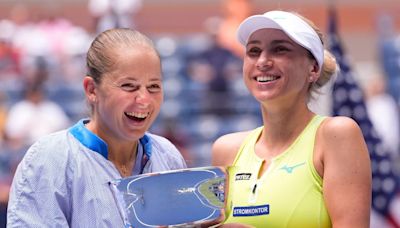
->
xmin=232 ymin=127 xmax=263 ymax=166
xmin=308 ymin=116 xmax=326 ymax=189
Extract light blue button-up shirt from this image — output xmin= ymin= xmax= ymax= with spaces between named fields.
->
xmin=7 ymin=119 xmax=187 ymax=227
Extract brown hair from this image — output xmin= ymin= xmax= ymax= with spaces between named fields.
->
xmin=86 ymin=28 xmax=159 ymax=84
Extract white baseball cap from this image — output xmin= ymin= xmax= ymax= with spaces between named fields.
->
xmin=237 ymin=10 xmax=324 ymax=70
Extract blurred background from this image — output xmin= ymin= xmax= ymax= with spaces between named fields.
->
xmin=0 ymin=0 xmax=399 ymax=227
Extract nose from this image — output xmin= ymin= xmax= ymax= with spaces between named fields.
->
xmin=256 ymin=51 xmax=272 ymax=70
xmin=135 ymin=88 xmax=150 ymax=107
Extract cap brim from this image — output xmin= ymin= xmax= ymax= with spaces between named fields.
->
xmin=236 ymin=11 xmax=324 ymax=69
xmin=237 ymin=15 xmax=282 ymax=46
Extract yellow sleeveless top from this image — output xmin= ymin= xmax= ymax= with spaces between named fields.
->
xmin=224 ymin=115 xmax=331 ymax=227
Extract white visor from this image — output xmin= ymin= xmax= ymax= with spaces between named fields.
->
xmin=237 ymin=10 xmax=324 ymax=70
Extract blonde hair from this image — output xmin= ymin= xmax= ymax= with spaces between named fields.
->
xmin=295 ymin=13 xmax=338 ymax=97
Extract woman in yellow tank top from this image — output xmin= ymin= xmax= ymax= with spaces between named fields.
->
xmin=212 ymin=10 xmax=371 ymax=228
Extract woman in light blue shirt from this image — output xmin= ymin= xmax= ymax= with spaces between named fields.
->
xmin=7 ymin=28 xmax=187 ymax=227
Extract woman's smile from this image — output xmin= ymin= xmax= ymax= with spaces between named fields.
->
xmin=124 ymin=111 xmax=150 ymax=125
xmin=255 ymin=74 xmax=281 ymax=83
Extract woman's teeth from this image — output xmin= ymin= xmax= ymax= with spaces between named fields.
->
xmin=125 ymin=112 xmax=149 ymax=119
xmin=256 ymin=75 xmax=279 ymax=82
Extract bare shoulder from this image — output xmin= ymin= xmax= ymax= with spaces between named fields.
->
xmin=319 ymin=116 xmax=362 ymax=140
xmin=317 ymin=115 xmax=369 ymax=168
xmin=211 ymin=131 xmax=252 ymax=167
xmin=317 ymin=117 xmax=371 ymax=227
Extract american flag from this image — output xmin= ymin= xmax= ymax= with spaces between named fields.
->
xmin=327 ymin=7 xmax=400 ymax=228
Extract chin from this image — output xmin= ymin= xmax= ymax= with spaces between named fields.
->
xmin=125 ymin=131 xmax=145 ymax=141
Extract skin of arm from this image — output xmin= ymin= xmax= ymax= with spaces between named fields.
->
xmin=316 ymin=116 xmax=372 ymax=228
xmin=211 ymin=132 xmax=257 ymax=228
xmin=211 ymin=131 xmax=250 ymax=167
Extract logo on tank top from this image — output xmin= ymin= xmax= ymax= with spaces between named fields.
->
xmin=279 ymin=162 xmax=306 ymax=173
xmin=233 ymin=204 xmax=270 ymax=217
xmin=235 ymin=173 xmax=252 ymax=181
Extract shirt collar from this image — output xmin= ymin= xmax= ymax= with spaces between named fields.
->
xmin=69 ymin=119 xmax=152 ymax=160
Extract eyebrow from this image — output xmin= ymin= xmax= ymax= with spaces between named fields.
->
xmin=246 ymin=39 xmax=295 ymax=47
xmin=246 ymin=40 xmax=261 ymax=47
xmin=149 ymin=78 xmax=162 ymax=82
xmin=118 ymin=76 xmax=161 ymax=82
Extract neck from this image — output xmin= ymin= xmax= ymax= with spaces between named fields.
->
xmin=257 ymin=103 xmax=314 ymax=158
xmin=85 ymin=119 xmax=139 ymax=163
xmin=84 ymin=119 xmax=140 ymax=177
xmin=108 ymin=141 xmax=138 ymax=165
xmin=108 ymin=141 xmax=139 ymax=177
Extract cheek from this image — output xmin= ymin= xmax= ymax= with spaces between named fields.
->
xmin=242 ymin=63 xmax=260 ymax=94
xmin=101 ymin=97 xmax=121 ymax=114
xmin=100 ymin=91 xmax=127 ymax=110
xmin=153 ymin=94 xmax=164 ymax=108
xmin=242 ymin=58 xmax=252 ymax=74
xmin=242 ymin=60 xmax=253 ymax=82
xmin=286 ymin=67 xmax=309 ymax=88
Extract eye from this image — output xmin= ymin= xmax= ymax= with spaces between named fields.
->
xmin=120 ymin=83 xmax=139 ymax=92
xmin=147 ymin=83 xmax=162 ymax=93
xmin=272 ymin=46 xmax=290 ymax=53
xmin=246 ymin=47 xmax=262 ymax=57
